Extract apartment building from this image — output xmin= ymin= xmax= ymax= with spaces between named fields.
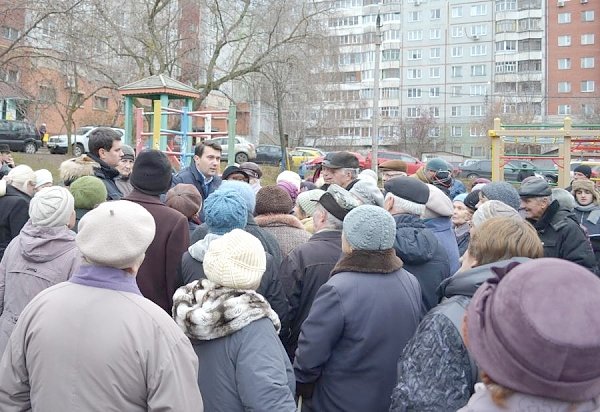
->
xmin=546 ymin=0 xmax=600 ymax=122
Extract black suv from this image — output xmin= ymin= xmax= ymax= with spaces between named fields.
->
xmin=0 ymin=120 xmax=41 ymax=153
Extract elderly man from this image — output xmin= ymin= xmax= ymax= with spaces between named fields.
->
xmin=0 ymin=200 xmax=204 ymax=411
xmin=280 ymin=184 xmax=360 ymax=360
xmin=380 ymin=159 xmax=407 ymax=185
xmin=519 ymin=177 xmax=597 ymax=272
xmin=320 ymin=151 xmax=360 ymax=190
xmin=115 ymin=144 xmax=135 ymax=197
xmin=87 ymin=127 xmax=124 ymax=200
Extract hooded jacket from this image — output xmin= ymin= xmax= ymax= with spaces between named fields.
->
xmin=390 ymin=258 xmax=529 ymax=412
xmin=392 ymin=214 xmax=451 ymax=310
xmin=0 ymin=222 xmax=81 ymax=355
xmin=0 ymin=182 xmax=31 ymax=261
xmin=423 ymin=216 xmax=461 ymax=274
xmin=87 ymin=153 xmax=122 ymax=201
xmin=574 ymin=203 xmax=600 ymax=267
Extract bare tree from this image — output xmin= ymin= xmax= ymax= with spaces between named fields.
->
xmin=394 ymin=107 xmax=439 ymax=158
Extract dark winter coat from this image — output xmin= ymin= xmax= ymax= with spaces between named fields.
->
xmin=528 ymin=200 xmax=597 ymax=272
xmin=454 ymin=223 xmax=471 ymax=256
xmin=423 ymin=216 xmax=461 ymax=274
xmin=254 ymin=214 xmax=311 ymax=256
xmin=0 ymin=184 xmax=31 ymax=261
xmin=574 ymin=204 xmax=600 ymax=267
xmin=179 ymin=234 xmax=290 ymax=338
xmin=280 ymin=229 xmax=342 ymax=360
xmin=294 ymin=249 xmax=423 ymax=412
xmin=392 ymin=214 xmax=451 ymax=311
xmin=87 ymin=153 xmax=122 ymax=201
xmin=124 ymin=190 xmax=189 ymax=313
xmin=191 ymin=214 xmax=283 ymax=264
xmin=171 ymin=164 xmax=221 ymax=222
xmin=390 ymin=258 xmax=529 ymax=412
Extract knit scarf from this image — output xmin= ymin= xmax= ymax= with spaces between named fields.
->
xmin=172 ymin=279 xmax=280 ymax=341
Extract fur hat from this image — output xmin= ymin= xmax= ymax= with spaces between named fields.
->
xmin=276 ymin=170 xmax=302 ymax=190
xmin=5 ymin=165 xmax=35 ymax=192
xmin=34 ymin=169 xmax=53 ymax=189
xmin=552 ymin=188 xmax=577 ymax=210
xmin=571 ymin=179 xmax=599 ymax=206
xmin=70 ymin=176 xmax=107 ymax=210
xmin=384 ymin=176 xmax=429 ymax=216
xmin=121 ymin=144 xmax=135 ymax=161
xmin=316 ymin=184 xmax=361 ymax=221
xmin=204 ymin=189 xmax=248 ymax=235
xmin=472 ymin=200 xmax=521 ymax=228
xmin=350 ymin=178 xmax=384 ymax=207
xmin=255 ymin=186 xmax=293 ymax=215
xmin=423 ymin=184 xmax=453 ymax=218
xmin=130 ymin=150 xmax=172 ymax=196
xmin=296 ymin=189 xmax=325 ymax=217
xmin=59 ymin=155 xmax=98 ymax=186
xmin=466 ymin=258 xmax=600 ymax=402
xmin=574 ymin=164 xmax=593 ymax=179
xmin=165 ymin=184 xmax=202 ymax=218
xmin=29 ymin=186 xmax=74 ymax=227
xmin=77 ymin=200 xmax=156 ymax=269
xmin=203 ymin=229 xmax=266 ymax=290
xmin=343 ymin=205 xmax=395 ymax=251
xmin=481 ymin=181 xmax=520 ymax=211
xmin=219 ymin=180 xmax=256 ymax=214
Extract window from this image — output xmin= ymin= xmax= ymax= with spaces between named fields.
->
xmin=496 ymin=0 xmax=517 ymax=12
xmin=451 ymin=26 xmax=463 ymax=38
xmin=495 ymin=61 xmax=516 ymax=73
xmin=451 ymin=106 xmax=462 ymax=117
xmin=581 ymin=81 xmax=595 ymax=92
xmin=430 ymin=28 xmax=441 ymax=40
xmin=39 ymin=85 xmax=56 ymax=103
xmin=451 ymin=126 xmax=463 ymax=137
xmin=381 ymin=87 xmax=400 ymax=99
xmin=470 ymin=85 xmax=487 ymax=96
xmin=470 ymin=25 xmax=487 ymax=37
xmin=407 ymin=88 xmax=422 ymax=98
xmin=407 ymin=107 xmax=420 ymax=118
xmin=0 ymin=68 xmax=18 ymax=83
xmin=451 ymin=86 xmax=462 ymax=97
xmin=581 ymin=57 xmax=595 ymax=69
xmin=384 ymin=30 xmax=402 ymax=41
xmin=383 ymin=49 xmax=401 ymax=61
xmin=407 ymin=49 xmax=422 ymax=60
xmin=471 ymin=45 xmax=487 ymax=56
xmin=381 ymin=107 xmax=400 ymax=118
xmin=68 ymin=92 xmax=85 ymax=108
xmin=429 ymin=87 xmax=440 ymax=97
xmin=581 ymin=34 xmax=595 ymax=45
xmin=496 ymin=40 xmax=517 ymax=52
xmin=582 ymin=11 xmax=595 ymax=22
xmin=471 ymin=146 xmax=484 ymax=157
xmin=382 ymin=68 xmax=401 ymax=79
xmin=558 ymin=13 xmax=571 ymax=24
xmin=407 ymin=30 xmax=423 ymax=41
xmin=430 ymin=47 xmax=441 ymax=59
xmin=1 ymin=26 xmax=19 ymax=41
xmin=558 ymin=82 xmax=571 ymax=93
xmin=519 ymin=39 xmax=542 ymax=51
xmin=407 ymin=68 xmax=422 ymax=79
xmin=471 ymin=64 xmax=486 ymax=76
xmin=558 ymin=105 xmax=571 ymax=115
xmin=558 ymin=58 xmax=571 ymax=70
xmin=431 ymin=9 xmax=441 ymax=20
xmin=430 ymin=127 xmax=441 ymax=138
xmin=451 ymin=66 xmax=462 ymax=77
xmin=518 ymin=18 xmax=541 ymax=31
xmin=558 ymin=35 xmax=571 ymax=47
xmin=471 ymin=105 xmax=484 ymax=116
xmin=451 ymin=46 xmax=463 ymax=58
xmin=94 ymin=96 xmax=109 ymax=111
xmin=451 ymin=7 xmax=463 ymax=18
xmin=430 ymin=107 xmax=440 ymax=117
xmin=328 ymin=16 xmax=359 ymax=27
xmin=496 ymin=20 xmax=516 ymax=33
xmin=408 ymin=11 xmax=421 ymax=22
xmin=471 ymin=4 xmax=487 ymax=16
xmin=518 ymin=60 xmax=541 ymax=73
xmin=582 ymin=104 xmax=596 ymax=117
xmin=470 ymin=127 xmax=484 ymax=137
xmin=429 ymin=67 xmax=441 ymax=78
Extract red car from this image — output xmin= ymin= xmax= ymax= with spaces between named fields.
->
xmin=364 ymin=150 xmax=423 ymax=174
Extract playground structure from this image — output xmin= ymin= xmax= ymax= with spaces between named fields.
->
xmin=489 ymin=117 xmax=600 ymax=187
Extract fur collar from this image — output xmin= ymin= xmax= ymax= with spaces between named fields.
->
xmin=255 ymin=213 xmax=305 ymax=230
xmin=172 ymin=279 xmax=280 ymax=341
xmin=331 ymin=249 xmax=402 ymax=276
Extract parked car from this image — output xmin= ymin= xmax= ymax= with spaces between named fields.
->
xmin=305 ymin=151 xmax=367 ymax=169
xmin=459 ymin=159 xmax=556 ymax=182
xmin=289 ymin=148 xmax=325 ymax=169
xmin=363 ymin=150 xmax=423 ymax=174
xmin=570 ymin=160 xmax=600 ymax=182
xmin=48 ymin=126 xmax=125 ymax=156
xmin=205 ymin=136 xmax=256 ymax=163
xmin=0 ymin=120 xmax=41 ymax=153
xmin=254 ymin=144 xmax=282 ymax=165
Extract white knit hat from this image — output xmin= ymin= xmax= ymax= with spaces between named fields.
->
xmin=203 ymin=229 xmax=266 ymax=290
xmin=296 ymin=189 xmax=325 ymax=217
xmin=422 ymin=184 xmax=453 ymax=218
xmin=29 ymin=186 xmax=75 ymax=227
xmin=6 ymin=165 xmax=35 ymax=192
xmin=276 ymin=170 xmax=302 ymax=191
xmin=34 ymin=169 xmax=53 ymax=189
xmin=77 ymin=200 xmax=156 ymax=269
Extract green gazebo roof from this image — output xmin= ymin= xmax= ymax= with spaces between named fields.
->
xmin=118 ymin=74 xmax=200 ymax=99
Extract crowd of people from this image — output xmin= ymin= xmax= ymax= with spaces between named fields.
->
xmin=0 ymin=127 xmax=600 ymax=411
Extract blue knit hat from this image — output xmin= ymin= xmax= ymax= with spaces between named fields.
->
xmin=204 ymin=190 xmax=248 ymax=235
xmin=219 ymin=180 xmax=256 ymax=214
xmin=481 ymin=181 xmax=520 ymax=211
xmin=343 ymin=205 xmax=396 ymax=251
xmin=453 ymin=193 xmax=468 ymax=203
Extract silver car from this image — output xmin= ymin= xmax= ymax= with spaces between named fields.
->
xmin=205 ymin=136 xmax=256 ymax=163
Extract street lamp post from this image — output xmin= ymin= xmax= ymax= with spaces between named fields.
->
xmin=371 ymin=14 xmax=382 ymax=173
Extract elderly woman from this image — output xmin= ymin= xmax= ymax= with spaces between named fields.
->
xmin=460 ymin=258 xmax=600 ymax=410
xmin=451 ymin=193 xmax=473 ymax=256
xmin=0 ymin=186 xmax=81 ymax=355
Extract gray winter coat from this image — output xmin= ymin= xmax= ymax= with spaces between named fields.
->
xmin=294 ymin=249 xmax=423 ymax=412
xmin=390 ymin=258 xmax=529 ymax=412
xmin=0 ymin=222 xmax=81 ymax=355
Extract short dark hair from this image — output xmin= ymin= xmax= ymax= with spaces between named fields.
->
xmin=88 ymin=128 xmax=122 ymax=156
xmin=194 ymin=141 xmax=222 ymax=157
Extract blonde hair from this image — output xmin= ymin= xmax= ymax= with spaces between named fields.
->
xmin=468 ymin=217 xmax=543 ymax=266
xmin=6 ymin=165 xmax=35 ymax=192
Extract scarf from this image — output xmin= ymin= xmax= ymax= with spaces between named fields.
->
xmin=172 ymin=279 xmax=280 ymax=341
xmin=69 ymin=265 xmax=142 ymax=295
xmin=454 ymin=222 xmax=470 ymax=238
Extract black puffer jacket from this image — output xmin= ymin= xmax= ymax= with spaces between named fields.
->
xmin=529 ymin=200 xmax=597 ymax=273
xmin=574 ymin=204 xmax=600 ymax=268
xmin=87 ymin=153 xmax=122 ymax=201
xmin=0 ymin=183 xmax=31 ymax=261
xmin=392 ymin=214 xmax=451 ymax=310
xmin=390 ymin=258 xmax=529 ymax=412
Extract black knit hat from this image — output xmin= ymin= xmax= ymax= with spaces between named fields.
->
xmin=574 ymin=164 xmax=592 ymax=179
xmin=222 ymin=165 xmax=249 ymax=182
xmin=384 ymin=176 xmax=429 ymax=204
xmin=464 ymin=190 xmax=481 ymax=212
xmin=130 ymin=150 xmax=172 ymax=196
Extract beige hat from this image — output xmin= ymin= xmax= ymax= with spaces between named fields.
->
xmin=203 ymin=229 xmax=266 ymax=290
xmin=34 ymin=169 xmax=53 ymax=189
xmin=276 ymin=170 xmax=302 ymax=191
xmin=422 ymin=184 xmax=453 ymax=218
xmin=76 ymin=200 xmax=156 ymax=269
xmin=30 ymin=186 xmax=74 ymax=227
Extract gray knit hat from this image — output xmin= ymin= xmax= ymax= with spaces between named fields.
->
xmin=343 ymin=205 xmax=396 ymax=251
xmin=472 ymin=200 xmax=521 ymax=228
xmin=350 ymin=178 xmax=384 ymax=207
xmin=481 ymin=181 xmax=521 ymax=210
xmin=296 ymin=189 xmax=325 ymax=217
